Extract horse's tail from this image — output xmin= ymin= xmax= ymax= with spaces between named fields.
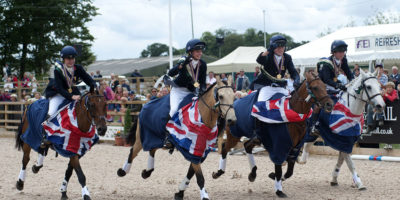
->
xmin=125 ymin=115 xmax=138 ymax=145
xmin=15 ymin=107 xmax=28 ymax=151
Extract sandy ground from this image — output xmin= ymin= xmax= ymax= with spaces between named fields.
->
xmin=0 ymin=137 xmax=399 ymax=200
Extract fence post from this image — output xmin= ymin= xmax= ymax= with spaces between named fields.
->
xmin=136 ymin=77 xmax=140 ymax=94
xmin=17 ymin=81 xmax=22 ymax=100
xmin=4 ymin=104 xmax=8 ymax=129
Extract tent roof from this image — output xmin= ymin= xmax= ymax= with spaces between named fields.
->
xmin=208 ymin=46 xmax=266 ymax=73
xmin=287 ymin=23 xmax=400 ymax=67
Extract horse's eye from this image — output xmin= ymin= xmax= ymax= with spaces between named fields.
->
xmin=366 ymin=86 xmax=372 ymax=90
xmin=312 ymin=87 xmax=318 ymax=91
xmin=219 ymin=95 xmax=224 ymax=100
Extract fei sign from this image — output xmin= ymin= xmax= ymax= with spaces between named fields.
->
xmin=359 ymin=100 xmax=400 ymax=144
xmin=355 ymin=35 xmax=400 ymax=52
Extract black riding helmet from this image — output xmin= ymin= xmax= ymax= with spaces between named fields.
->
xmin=331 ymin=40 xmax=348 ymax=53
xmin=186 ymin=39 xmax=206 ymax=53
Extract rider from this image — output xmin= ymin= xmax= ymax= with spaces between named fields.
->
xmin=164 ymin=39 xmax=207 ymax=149
xmin=43 ymin=46 xmax=96 ymax=144
xmin=310 ymin=40 xmax=354 ymax=134
xmin=254 ymin=34 xmax=300 ymax=101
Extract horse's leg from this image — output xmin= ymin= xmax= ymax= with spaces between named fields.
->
xmin=273 ymin=164 xmax=287 ymax=198
xmin=174 ymin=163 xmax=196 ymax=200
xmin=343 ymin=152 xmax=366 ymax=190
xmin=330 ymin=151 xmax=345 ymax=186
xmin=212 ymin=129 xmax=240 ymax=179
xmin=297 ymin=142 xmax=312 ymax=164
xmin=193 ymin=163 xmax=209 ymax=200
xmin=16 ymin=143 xmax=31 ymax=191
xmin=32 ymin=147 xmax=46 ymax=173
xmin=70 ymin=155 xmax=91 ymax=200
xmin=244 ymin=137 xmax=260 ymax=182
xmin=60 ymin=162 xmax=74 ymax=200
xmin=141 ymin=148 xmax=157 ymax=179
xmin=117 ymin=122 xmax=143 ymax=177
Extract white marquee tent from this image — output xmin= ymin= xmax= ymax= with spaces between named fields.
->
xmin=207 ymin=46 xmax=266 ymax=73
xmin=287 ymin=23 xmax=400 ymax=70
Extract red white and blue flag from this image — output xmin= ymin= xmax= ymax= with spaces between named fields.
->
xmin=166 ymin=99 xmax=218 ymax=159
xmin=251 ymin=97 xmax=312 ymax=123
xmin=43 ymin=102 xmax=98 ymax=157
xmin=329 ymin=97 xmax=364 ymax=136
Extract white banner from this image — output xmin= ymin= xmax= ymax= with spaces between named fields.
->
xmin=355 ymin=35 xmax=400 ymax=52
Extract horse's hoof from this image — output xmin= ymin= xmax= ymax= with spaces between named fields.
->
xmin=117 ymin=168 xmax=126 ymax=177
xmin=32 ymin=165 xmax=43 ymax=174
xmin=83 ymin=194 xmax=91 ymax=200
xmin=174 ymin=190 xmax=184 ymax=200
xmin=248 ymin=166 xmax=257 ymax=182
xmin=276 ymin=190 xmax=287 ymax=198
xmin=268 ymin=172 xmax=275 ymax=180
xmin=358 ymin=185 xmax=367 ymax=191
xmin=202 ymin=198 xmax=209 ymax=200
xmin=212 ymin=169 xmax=225 ymax=179
xmin=330 ymin=182 xmax=338 ymax=186
xmin=61 ymin=192 xmax=68 ymax=200
xmin=16 ymin=179 xmax=24 ymax=191
xmin=141 ymin=168 xmax=154 ymax=179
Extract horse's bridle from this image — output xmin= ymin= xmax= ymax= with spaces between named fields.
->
xmin=78 ymin=93 xmax=107 ymax=126
xmin=298 ymin=76 xmax=330 ymax=107
xmin=347 ymin=76 xmax=382 ymax=104
xmin=199 ymin=85 xmax=234 ymax=119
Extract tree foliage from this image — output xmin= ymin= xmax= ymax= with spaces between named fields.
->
xmin=0 ymin=0 xmax=98 ymax=78
xmin=140 ymin=42 xmax=182 ymax=58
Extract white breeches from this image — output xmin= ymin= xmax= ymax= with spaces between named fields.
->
xmin=48 ymin=94 xmax=66 ymax=116
xmin=257 ymin=86 xmax=289 ymax=102
xmin=169 ymin=87 xmax=191 ymax=117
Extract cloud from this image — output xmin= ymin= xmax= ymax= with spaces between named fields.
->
xmin=88 ymin=0 xmax=400 ymax=60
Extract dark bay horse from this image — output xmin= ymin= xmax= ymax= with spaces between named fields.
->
xmin=116 ymin=77 xmax=236 ymax=200
xmin=212 ymin=71 xmax=334 ymax=198
xmin=15 ymin=91 xmax=107 ymax=200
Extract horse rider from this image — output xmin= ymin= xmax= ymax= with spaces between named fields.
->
xmin=43 ymin=46 xmax=96 ymax=145
xmin=310 ymin=40 xmax=354 ymax=134
xmin=254 ymin=34 xmax=300 ymax=101
xmin=164 ymin=39 xmax=207 ymax=149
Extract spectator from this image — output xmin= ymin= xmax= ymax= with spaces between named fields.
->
xmin=114 ymin=85 xmax=124 ymax=101
xmin=337 ymin=69 xmax=348 ymax=85
xmin=158 ymin=87 xmax=169 ymax=98
xmin=33 ymin=92 xmax=43 ymax=101
xmin=21 ymin=72 xmax=30 ymax=88
xmin=150 ymin=88 xmax=158 ymax=100
xmin=220 ymin=73 xmax=227 ymax=82
xmin=110 ymin=73 xmax=119 ymax=91
xmin=4 ymin=77 xmax=14 ymax=90
xmin=94 ymin=70 xmax=103 ymax=78
xmin=3 ymin=63 xmax=11 ymax=81
xmin=254 ymin=66 xmax=260 ymax=78
xmin=383 ymin=82 xmax=398 ymax=103
xmin=206 ymin=71 xmax=216 ymax=87
xmin=23 ymin=95 xmax=31 ymax=102
xmin=100 ymin=80 xmax=115 ymax=122
xmin=90 ymin=72 xmax=95 ymax=79
xmin=121 ymin=79 xmax=131 ymax=91
xmin=12 ymin=74 xmax=18 ymax=88
xmin=28 ymin=74 xmax=38 ymax=93
xmin=128 ymin=91 xmax=136 ymax=101
xmin=376 ymin=64 xmax=387 ymax=87
xmin=353 ymin=64 xmax=360 ymax=77
xmin=1 ymin=89 xmax=11 ymax=101
xmin=235 ymin=69 xmax=250 ymax=91
xmin=389 ymin=66 xmax=400 ymax=89
xmin=131 ymin=69 xmax=143 ymax=83
xmin=10 ymin=93 xmax=17 ymax=102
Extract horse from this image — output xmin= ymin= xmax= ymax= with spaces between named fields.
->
xmin=211 ymin=71 xmax=334 ymax=198
xmin=15 ymin=91 xmax=107 ymax=200
xmin=116 ymin=77 xmax=236 ymax=200
xmin=297 ymin=69 xmax=385 ymax=190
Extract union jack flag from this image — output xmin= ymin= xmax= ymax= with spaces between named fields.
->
xmin=329 ymin=97 xmax=364 ymax=136
xmin=251 ymin=97 xmax=312 ymax=123
xmin=43 ymin=102 xmax=98 ymax=157
xmin=166 ymin=99 xmax=218 ymax=158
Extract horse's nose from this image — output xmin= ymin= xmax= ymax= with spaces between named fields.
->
xmin=97 ymin=126 xmax=107 ymax=136
xmin=325 ymin=102 xmax=333 ymax=112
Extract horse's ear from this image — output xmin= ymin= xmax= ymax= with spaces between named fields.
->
xmin=227 ymin=75 xmax=233 ymax=86
xmin=359 ymin=69 xmax=366 ymax=77
xmin=372 ymin=69 xmax=378 ymax=77
xmin=304 ymin=71 xmax=311 ymax=81
xmin=216 ymin=75 xmax=224 ymax=87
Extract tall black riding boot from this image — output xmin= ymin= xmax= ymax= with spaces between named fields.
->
xmin=40 ymin=115 xmax=50 ymax=148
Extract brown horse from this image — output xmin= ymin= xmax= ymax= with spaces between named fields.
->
xmin=212 ymin=71 xmax=334 ymax=198
xmin=116 ymin=77 xmax=236 ymax=200
xmin=15 ymin=91 xmax=107 ymax=200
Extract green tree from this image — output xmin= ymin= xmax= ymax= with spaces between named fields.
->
xmin=0 ymin=0 xmax=98 ymax=78
xmin=140 ymin=42 xmax=181 ymax=58
xmin=364 ymin=11 xmax=400 ymax=25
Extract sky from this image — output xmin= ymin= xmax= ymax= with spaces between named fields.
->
xmin=87 ymin=0 xmax=400 ymax=60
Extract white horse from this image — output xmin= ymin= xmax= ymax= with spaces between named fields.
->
xmin=298 ymin=69 xmax=385 ymax=190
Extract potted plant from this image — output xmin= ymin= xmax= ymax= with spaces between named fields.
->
xmin=114 ymin=130 xmax=124 ymax=146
